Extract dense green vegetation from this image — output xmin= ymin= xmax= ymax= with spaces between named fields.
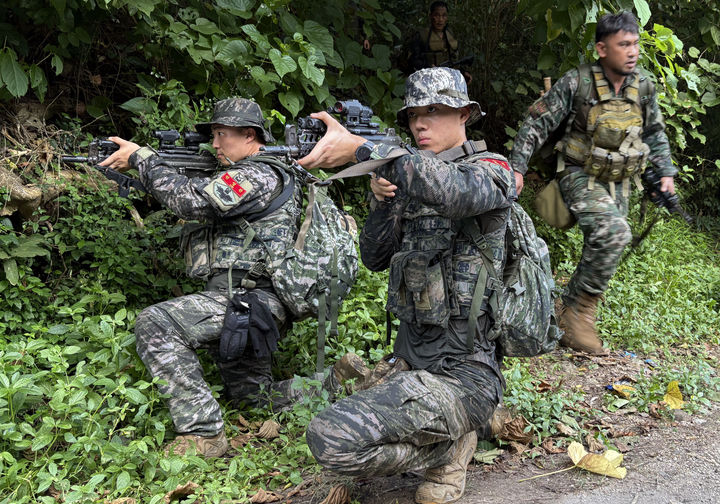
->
xmin=1 ymin=0 xmax=719 ymax=502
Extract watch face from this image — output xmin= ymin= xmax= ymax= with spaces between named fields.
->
xmin=356 ymin=145 xmax=372 ymax=162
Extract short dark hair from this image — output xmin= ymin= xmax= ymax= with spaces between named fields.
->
xmin=430 ymin=1 xmax=448 ymax=14
xmin=595 ymin=11 xmax=639 ymax=43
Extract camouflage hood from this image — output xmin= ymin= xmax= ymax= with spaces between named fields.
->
xmin=196 ymin=98 xmax=275 ymax=143
xmin=397 ymin=67 xmax=483 ymax=127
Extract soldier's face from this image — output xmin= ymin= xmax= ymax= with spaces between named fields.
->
xmin=596 ymin=30 xmax=639 ymax=77
xmin=211 ymin=126 xmax=257 ymax=165
xmin=407 ymin=104 xmax=469 ymax=153
xmin=430 ymin=7 xmax=448 ymax=31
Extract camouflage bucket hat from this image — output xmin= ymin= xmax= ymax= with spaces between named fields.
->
xmin=195 ymin=97 xmax=275 ymax=143
xmin=397 ymin=67 xmax=483 ymax=127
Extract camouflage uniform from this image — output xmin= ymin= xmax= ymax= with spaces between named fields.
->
xmin=307 ymin=68 xmax=513 ymax=477
xmin=132 ymin=98 xmax=302 ymax=436
xmin=509 ymin=66 xmax=676 ymax=304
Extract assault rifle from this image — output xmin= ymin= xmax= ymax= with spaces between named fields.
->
xmin=630 ymin=167 xmax=693 ymax=249
xmin=438 ymin=54 xmax=475 ymax=69
xmin=261 ymin=100 xmax=403 ymax=160
xmin=62 ymin=130 xmax=216 ymax=197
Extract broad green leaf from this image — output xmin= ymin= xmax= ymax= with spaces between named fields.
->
xmin=242 ymin=24 xmax=270 ymax=52
xmin=249 ymin=66 xmax=279 ymax=96
xmin=633 ymin=0 xmax=651 ymax=27
xmin=116 ymin=471 xmax=131 ymax=491
xmin=298 ymin=56 xmax=325 ymax=86
xmin=537 ymin=45 xmax=556 ymax=70
xmin=0 ymin=51 xmax=29 ymax=97
xmin=711 ymin=26 xmax=720 ymax=47
xmin=364 ymin=75 xmax=386 ymax=105
xmin=120 ymin=97 xmax=156 ymax=115
xmin=192 ymin=18 xmax=220 ymax=35
xmin=125 ymin=388 xmax=148 ymax=404
xmin=279 ymin=10 xmax=301 ymax=34
xmin=48 ymin=324 xmax=70 ymax=335
xmin=63 ymin=346 xmax=81 ymax=355
xmin=371 ymin=44 xmax=391 ymax=71
xmin=303 ymin=20 xmax=334 ymax=55
xmin=216 ymin=0 xmax=255 ymax=16
xmin=688 ymin=47 xmax=700 ymax=59
xmin=217 ymin=39 xmax=249 ymax=65
xmin=3 ymin=258 xmax=18 ymax=286
xmin=279 ymin=91 xmax=303 ymax=117
xmin=28 ymin=64 xmax=47 ymax=101
xmin=269 ymin=49 xmax=297 ymax=78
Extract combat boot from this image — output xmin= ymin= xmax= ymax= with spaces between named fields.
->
xmin=414 ymin=431 xmax=477 ymax=504
xmin=558 ymin=292 xmax=608 ymax=355
xmin=164 ymin=431 xmax=228 ymax=457
xmin=489 ymin=404 xmax=511 ymax=438
xmin=332 ymin=352 xmax=371 ymax=393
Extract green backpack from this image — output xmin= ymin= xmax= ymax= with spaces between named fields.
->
xmin=463 ymin=201 xmax=562 ymax=357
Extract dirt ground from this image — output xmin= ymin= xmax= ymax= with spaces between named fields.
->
xmin=295 ymin=346 xmax=720 ymax=504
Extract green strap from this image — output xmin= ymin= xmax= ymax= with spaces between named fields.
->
xmin=329 ymin=247 xmax=340 ymax=338
xmin=316 ymin=291 xmax=327 ymax=374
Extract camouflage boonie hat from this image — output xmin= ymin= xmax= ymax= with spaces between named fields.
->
xmin=195 ymin=98 xmax=275 ymax=143
xmin=397 ymin=67 xmax=483 ymax=127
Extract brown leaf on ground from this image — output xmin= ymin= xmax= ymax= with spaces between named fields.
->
xmin=535 ymin=380 xmax=552 ymax=392
xmin=230 ymin=433 xmax=254 ymax=449
xmin=319 ymin=484 xmax=351 ymax=504
xmin=555 ymin=421 xmax=576 ymax=436
xmin=498 ymin=415 xmax=534 ymax=444
xmin=508 ymin=441 xmax=528 ymax=454
xmin=164 ymin=481 xmax=200 ymax=504
xmin=285 ymin=478 xmax=313 ymax=498
xmin=108 ymin=499 xmax=136 ymax=504
xmin=585 ymin=434 xmax=605 ymax=453
xmin=236 ymin=414 xmax=251 ymax=430
xmin=257 ymin=420 xmax=281 ymax=440
xmin=541 ymin=438 xmax=565 ymax=454
xmin=249 ymin=488 xmax=283 ymax=503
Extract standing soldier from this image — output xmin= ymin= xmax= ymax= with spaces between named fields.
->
xmin=298 ymin=67 xmax=513 ymax=504
xmin=509 ymin=11 xmax=677 ymax=355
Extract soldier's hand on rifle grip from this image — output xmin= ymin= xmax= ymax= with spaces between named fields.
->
xmin=660 ymin=176 xmax=675 ymax=195
xmin=297 ymin=112 xmax=366 ymax=169
xmin=99 ymin=137 xmax=141 ymax=172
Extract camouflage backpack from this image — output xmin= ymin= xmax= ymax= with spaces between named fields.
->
xmin=264 ymin=173 xmax=359 ymax=373
xmin=463 ymin=200 xmax=562 ymax=357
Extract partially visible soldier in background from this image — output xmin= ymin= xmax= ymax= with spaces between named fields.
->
xmin=407 ymin=1 xmax=473 ymax=83
xmin=509 ymin=11 xmax=677 ymax=355
xmin=99 ymin=98 xmax=304 ymax=457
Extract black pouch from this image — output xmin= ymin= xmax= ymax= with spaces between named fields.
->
xmin=218 ymin=294 xmax=250 ymax=362
xmin=219 ymin=291 xmax=280 ymax=362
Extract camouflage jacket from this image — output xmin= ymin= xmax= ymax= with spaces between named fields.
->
xmin=359 ymin=144 xmax=514 ymax=377
xmin=130 ymin=147 xmax=301 ymax=286
xmin=509 ymin=65 xmax=676 ymax=178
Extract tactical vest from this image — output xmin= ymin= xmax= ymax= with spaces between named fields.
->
xmin=386 ymin=151 xmax=508 ymax=331
xmin=419 ymin=27 xmax=459 ymax=67
xmin=557 ymin=64 xmax=653 ymax=197
xmin=181 ymin=156 xmax=301 ymax=284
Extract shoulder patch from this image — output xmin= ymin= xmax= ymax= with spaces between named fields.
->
xmin=480 ymin=158 xmax=511 ymax=171
xmin=203 ymin=171 xmax=254 ymax=212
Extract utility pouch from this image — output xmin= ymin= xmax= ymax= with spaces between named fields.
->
xmin=387 ymin=249 xmax=451 ymax=327
xmin=219 ymin=294 xmax=250 ymax=362
xmin=180 ymin=222 xmax=212 ymax=279
xmin=534 ymin=179 xmax=576 ymax=230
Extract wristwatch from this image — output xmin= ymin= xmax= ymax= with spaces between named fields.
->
xmin=354 ymin=141 xmax=375 ymax=162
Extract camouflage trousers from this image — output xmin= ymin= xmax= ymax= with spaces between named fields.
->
xmin=306 ymin=364 xmax=500 ymax=477
xmin=559 ymin=170 xmax=632 ymax=305
xmin=135 ymin=289 xmax=295 ymax=436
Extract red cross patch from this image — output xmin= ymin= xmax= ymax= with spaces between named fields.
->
xmin=221 ymin=172 xmax=247 ymax=198
xmin=480 ymin=158 xmax=511 ymax=171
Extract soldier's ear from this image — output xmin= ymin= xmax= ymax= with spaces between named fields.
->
xmin=596 ymin=40 xmax=607 ymax=58
xmin=458 ymin=106 xmax=471 ymax=125
xmin=244 ymin=127 xmax=258 ymax=142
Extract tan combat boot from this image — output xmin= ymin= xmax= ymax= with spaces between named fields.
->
xmin=164 ymin=431 xmax=228 ymax=457
xmin=489 ymin=404 xmax=512 ymax=438
xmin=414 ymin=431 xmax=477 ymax=504
xmin=558 ymin=292 xmax=608 ymax=355
xmin=332 ymin=352 xmax=372 ymax=393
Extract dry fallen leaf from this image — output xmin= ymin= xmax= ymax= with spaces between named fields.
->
xmin=610 ymin=384 xmax=636 ymax=399
xmin=497 ymin=415 xmax=534 ymax=444
xmin=319 ymin=484 xmax=351 ymax=504
xmin=257 ymin=420 xmax=281 ymax=440
xmin=664 ymin=381 xmax=685 ymax=410
xmin=108 ymin=499 xmax=136 ymax=504
xmin=541 ymin=438 xmax=565 ymax=454
xmin=164 ymin=482 xmax=200 ymax=504
xmin=249 ymin=488 xmax=283 ymax=503
xmin=585 ymin=434 xmax=605 ymax=453
xmin=236 ymin=414 xmax=251 ymax=430
xmin=230 ymin=433 xmax=254 ymax=449
xmin=555 ymin=421 xmax=576 ymax=437
xmin=567 ymin=441 xmax=626 ymax=479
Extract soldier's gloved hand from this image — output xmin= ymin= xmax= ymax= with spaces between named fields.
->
xmin=99 ymin=137 xmax=141 ymax=172
xmin=297 ymin=111 xmax=366 ymax=169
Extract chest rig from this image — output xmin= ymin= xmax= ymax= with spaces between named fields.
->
xmin=557 ymin=64 xmax=651 ymax=198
